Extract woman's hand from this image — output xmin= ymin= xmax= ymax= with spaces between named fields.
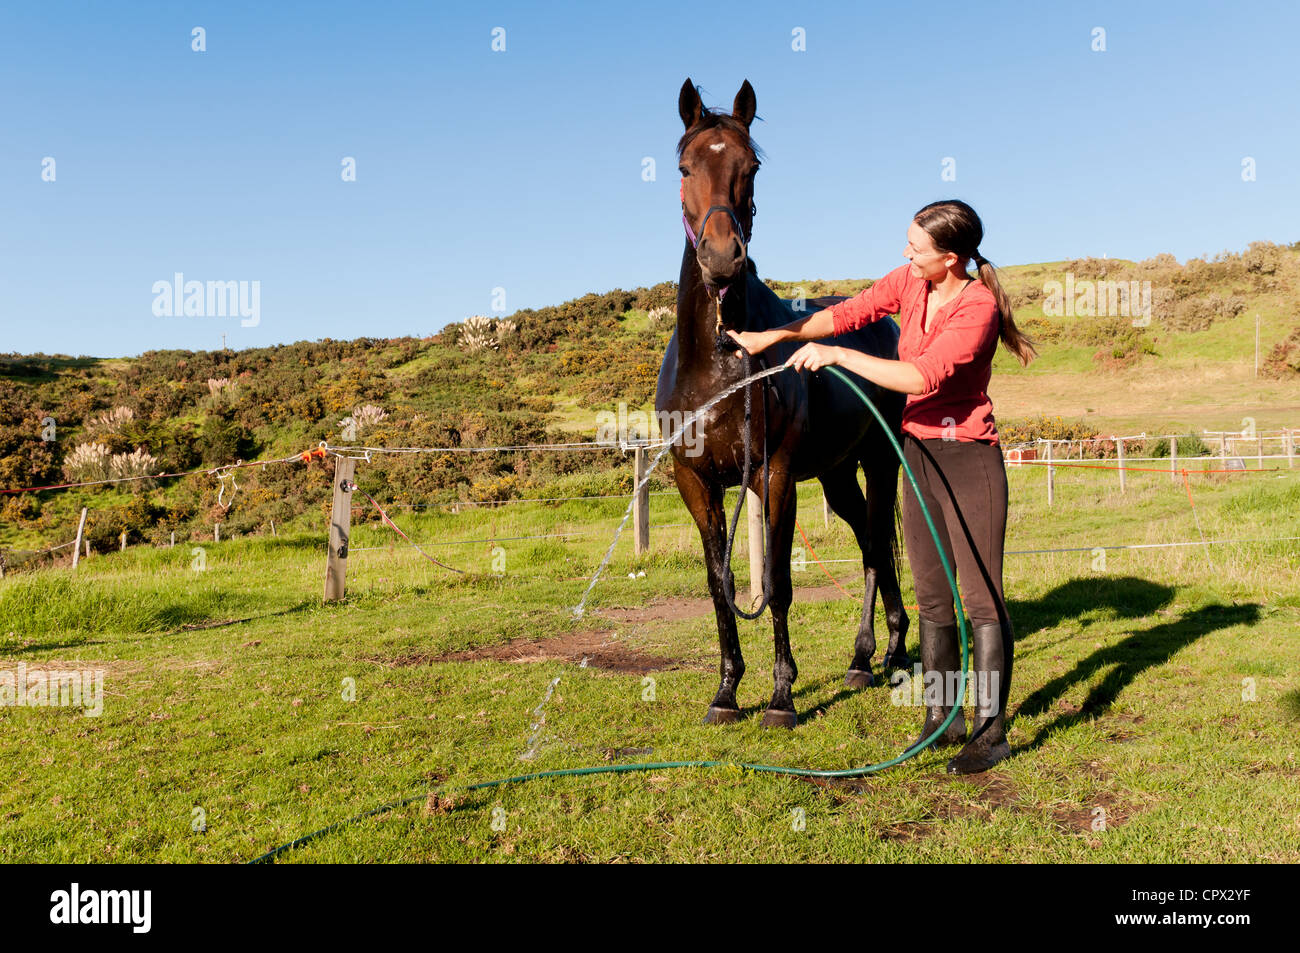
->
xmin=726 ymin=328 xmax=778 ymax=355
xmin=787 ymin=342 xmax=843 ymax=373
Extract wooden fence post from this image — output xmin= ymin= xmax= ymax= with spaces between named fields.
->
xmin=1287 ymin=429 xmax=1295 ymax=469
xmin=324 ymin=455 xmax=357 ymax=602
xmin=1170 ymin=435 xmax=1178 ymax=483
xmin=632 ymin=446 xmax=649 ymax=556
xmin=747 ymin=488 xmax=764 ymax=606
xmin=119 ymin=531 xmax=127 ymax=552
xmin=823 ymin=492 xmax=831 ymax=529
xmin=1044 ymin=439 xmax=1054 ymax=506
xmin=214 ymin=523 xmax=220 ymax=543
xmin=1116 ymin=437 xmax=1126 ymax=493
xmin=72 ymin=507 xmax=88 ymax=569
xmin=1258 ymin=433 xmax=1264 ymax=470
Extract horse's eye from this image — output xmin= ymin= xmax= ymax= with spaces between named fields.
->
xmin=678 ymin=167 xmax=689 ymax=177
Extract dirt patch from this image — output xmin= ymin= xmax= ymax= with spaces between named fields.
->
xmin=370 ymin=582 xmax=856 ymax=672
xmin=937 ymin=762 xmax=1135 ymax=836
xmin=593 ymin=601 xmax=713 ymax=624
xmin=377 ymin=629 xmax=698 ymax=675
xmin=809 ymin=757 xmax=1138 ymax=842
xmin=958 ymin=772 xmax=1021 ymax=812
xmin=1245 ymin=760 xmax=1300 ymax=778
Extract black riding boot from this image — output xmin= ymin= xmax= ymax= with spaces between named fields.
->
xmin=947 ymin=619 xmax=1013 ymax=774
xmin=909 ymin=617 xmax=966 ymax=750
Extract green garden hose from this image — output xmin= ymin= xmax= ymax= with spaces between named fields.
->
xmin=248 ymin=363 xmax=968 ymax=863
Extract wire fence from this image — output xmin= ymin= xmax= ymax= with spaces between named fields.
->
xmin=1 ymin=426 xmax=1296 ymax=578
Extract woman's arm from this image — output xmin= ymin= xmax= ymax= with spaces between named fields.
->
xmin=786 ymin=295 xmax=999 ymax=396
xmin=787 ymin=342 xmax=927 ymax=396
xmin=726 ymin=308 xmax=835 ymax=355
xmin=728 ymin=264 xmax=911 ymax=356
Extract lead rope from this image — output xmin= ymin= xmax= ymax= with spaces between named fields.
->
xmin=720 ymin=348 xmax=773 ymax=620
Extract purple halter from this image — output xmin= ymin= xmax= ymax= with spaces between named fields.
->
xmin=681 ymin=189 xmax=753 ymax=301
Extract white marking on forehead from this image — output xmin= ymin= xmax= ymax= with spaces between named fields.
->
xmin=709 ymin=142 xmax=727 ymax=153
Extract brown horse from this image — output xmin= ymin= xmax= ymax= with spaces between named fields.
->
xmin=655 ymin=77 xmax=909 ymax=727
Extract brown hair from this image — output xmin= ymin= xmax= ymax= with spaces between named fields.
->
xmin=913 ymin=199 xmax=1037 ymax=366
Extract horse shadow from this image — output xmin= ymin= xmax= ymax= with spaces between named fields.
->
xmin=782 ymin=575 xmax=1259 ymax=740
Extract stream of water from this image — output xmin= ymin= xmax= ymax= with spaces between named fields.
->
xmin=571 ymin=361 xmax=792 ymax=618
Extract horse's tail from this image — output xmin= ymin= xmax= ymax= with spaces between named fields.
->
xmin=861 ymin=385 xmax=907 ymax=597
xmin=891 ymin=489 xmax=905 ymax=588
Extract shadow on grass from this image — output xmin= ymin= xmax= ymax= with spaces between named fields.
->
xmin=764 ymin=576 xmax=1255 ymax=732
xmin=8 ymin=601 xmax=316 ymax=654
xmin=150 ymin=601 xmax=317 ymax=638
xmin=1013 ymin=600 xmax=1261 ymax=750
xmin=1007 ymin=575 xmax=1178 ymax=642
xmin=1 ymin=638 xmax=103 ymax=654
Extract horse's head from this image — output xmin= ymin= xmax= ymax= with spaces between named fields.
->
xmin=677 ymin=78 xmax=761 ymax=296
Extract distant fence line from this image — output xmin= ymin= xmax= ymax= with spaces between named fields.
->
xmin=3 ymin=427 xmax=1295 ymax=583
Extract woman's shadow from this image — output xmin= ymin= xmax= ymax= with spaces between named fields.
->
xmin=1007 ymin=576 xmax=1260 ymax=750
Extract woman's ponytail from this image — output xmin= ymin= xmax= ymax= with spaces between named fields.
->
xmin=973 ymin=253 xmax=1037 ymax=367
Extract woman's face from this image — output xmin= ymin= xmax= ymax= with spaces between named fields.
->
xmin=904 ymin=222 xmax=957 ymax=282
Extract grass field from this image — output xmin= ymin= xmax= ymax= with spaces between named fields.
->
xmin=2 ymin=449 xmax=1298 ymax=863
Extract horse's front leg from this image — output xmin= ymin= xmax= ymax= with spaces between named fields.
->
xmin=675 ymin=462 xmax=745 ymax=722
xmin=759 ymin=467 xmax=799 ymax=728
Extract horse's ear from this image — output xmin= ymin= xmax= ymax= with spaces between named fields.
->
xmin=732 ymin=79 xmax=756 ymax=128
xmin=679 ymin=77 xmax=703 ymax=130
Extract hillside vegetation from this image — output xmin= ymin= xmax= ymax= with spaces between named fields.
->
xmin=2 ymin=240 xmax=1298 ymax=564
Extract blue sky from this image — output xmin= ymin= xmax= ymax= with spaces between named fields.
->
xmin=2 ymin=0 xmax=1297 ymax=357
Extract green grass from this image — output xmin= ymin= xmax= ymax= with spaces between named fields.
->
xmin=2 ymin=459 xmax=1298 ymax=863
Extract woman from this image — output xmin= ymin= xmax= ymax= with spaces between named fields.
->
xmin=727 ymin=199 xmax=1037 ymax=774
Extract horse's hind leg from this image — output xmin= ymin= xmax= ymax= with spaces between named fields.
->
xmin=818 ymin=460 xmax=886 ymax=688
xmin=863 ymin=435 xmax=909 ymax=670
xmin=674 ymin=463 xmax=745 ymax=723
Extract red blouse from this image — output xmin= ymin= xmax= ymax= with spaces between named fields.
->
xmin=826 ymin=263 xmax=1001 ymax=445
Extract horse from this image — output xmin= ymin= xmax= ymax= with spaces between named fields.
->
xmin=654 ymin=77 xmax=910 ymax=727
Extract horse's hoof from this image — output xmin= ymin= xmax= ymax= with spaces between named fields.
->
xmin=843 ymin=668 xmax=874 ymax=690
xmin=760 ymin=708 xmax=797 ymax=729
xmin=703 ymin=706 xmax=742 ymax=725
xmin=882 ymin=652 xmax=911 ymax=670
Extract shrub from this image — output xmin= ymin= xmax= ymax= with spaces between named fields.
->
xmin=86 ymin=405 xmax=134 ymax=438
xmin=999 ymin=414 xmax=1099 ymax=445
xmin=108 ymin=448 xmax=159 ymax=489
xmin=1167 ymin=293 xmax=1248 ymax=332
xmin=646 ymin=306 xmax=674 ymax=330
xmin=1242 ymin=240 xmax=1284 ymax=275
xmin=1017 ymin=315 xmax=1062 ymax=342
xmin=1146 ymin=434 xmax=1210 ymax=458
xmin=63 ymin=442 xmax=111 ymax=482
xmin=344 ymin=403 xmax=388 ymax=437
xmin=1262 ymin=326 xmax=1300 ymax=378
